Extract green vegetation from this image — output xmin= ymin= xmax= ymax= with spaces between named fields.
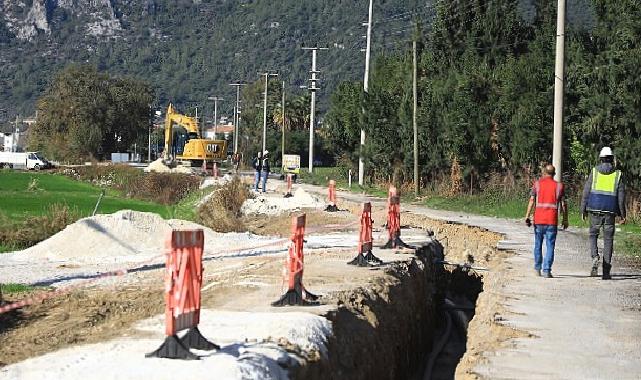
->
xmin=0 ymin=283 xmax=40 ymax=294
xmin=0 ymin=171 xmax=175 ymax=252
xmin=325 ymin=0 xmax=641 ymax=193
xmin=30 ymin=65 xmax=153 ymax=162
xmin=0 ymin=172 xmax=171 ymax=223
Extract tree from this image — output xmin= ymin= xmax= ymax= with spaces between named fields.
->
xmin=29 ymin=65 xmax=153 ymax=162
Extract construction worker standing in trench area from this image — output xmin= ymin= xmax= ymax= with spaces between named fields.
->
xmin=261 ymin=150 xmax=271 ymax=194
xmin=525 ymin=164 xmax=569 ymax=278
xmin=581 ymin=147 xmax=626 ymax=280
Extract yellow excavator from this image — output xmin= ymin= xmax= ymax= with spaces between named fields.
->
xmin=163 ymin=103 xmax=227 ymax=166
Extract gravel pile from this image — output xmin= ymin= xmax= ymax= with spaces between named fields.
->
xmin=241 ymin=188 xmax=325 ymax=216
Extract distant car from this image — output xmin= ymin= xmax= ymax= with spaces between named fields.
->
xmin=313 ymin=159 xmax=323 ymax=166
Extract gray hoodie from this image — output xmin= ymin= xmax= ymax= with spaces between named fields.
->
xmin=580 ymin=162 xmax=626 ymax=218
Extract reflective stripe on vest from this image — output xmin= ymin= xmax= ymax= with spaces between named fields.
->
xmin=587 ymin=168 xmax=620 ymax=214
xmin=534 ymin=180 xmax=561 ymax=209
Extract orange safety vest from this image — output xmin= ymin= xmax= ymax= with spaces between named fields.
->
xmin=533 ymin=177 xmax=563 ymax=225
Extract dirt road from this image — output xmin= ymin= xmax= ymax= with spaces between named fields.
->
xmin=300 ymin=183 xmax=641 ymax=379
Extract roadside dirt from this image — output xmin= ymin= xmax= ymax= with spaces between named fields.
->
xmin=0 ymin=182 xmax=525 ymax=379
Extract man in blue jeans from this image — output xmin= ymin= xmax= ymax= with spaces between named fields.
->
xmin=252 ymin=151 xmax=262 ymax=191
xmin=524 ymin=165 xmax=569 ymax=278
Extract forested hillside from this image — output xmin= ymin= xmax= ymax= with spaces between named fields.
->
xmin=1 ymin=0 xmax=593 ymax=121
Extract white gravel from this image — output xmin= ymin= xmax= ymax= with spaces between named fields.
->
xmin=0 ymin=210 xmax=285 ymax=287
xmin=241 ymin=188 xmax=325 ymax=216
xmin=0 ymin=309 xmax=332 ymax=380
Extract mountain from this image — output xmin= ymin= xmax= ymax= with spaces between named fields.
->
xmin=0 ymin=0 xmax=594 ymax=123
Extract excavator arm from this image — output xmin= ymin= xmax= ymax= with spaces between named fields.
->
xmin=163 ymin=103 xmax=201 ymax=161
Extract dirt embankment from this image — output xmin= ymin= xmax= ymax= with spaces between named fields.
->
xmin=296 ymin=249 xmax=438 ymax=380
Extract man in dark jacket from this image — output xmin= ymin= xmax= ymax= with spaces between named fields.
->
xmin=581 ymin=147 xmax=626 ymax=280
xmin=252 ymin=151 xmax=262 ymax=191
xmin=261 ymin=150 xmax=270 ymax=194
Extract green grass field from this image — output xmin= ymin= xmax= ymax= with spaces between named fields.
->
xmin=0 ymin=171 xmax=173 ymax=223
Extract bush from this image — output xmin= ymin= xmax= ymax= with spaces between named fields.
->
xmin=60 ymin=165 xmax=201 ymax=205
xmin=0 ymin=204 xmax=81 ymax=250
xmin=197 ymin=177 xmax=252 ymax=233
xmin=124 ymin=173 xmax=201 ymax=205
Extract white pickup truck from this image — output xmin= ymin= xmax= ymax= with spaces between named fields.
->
xmin=0 ymin=151 xmax=51 ymax=170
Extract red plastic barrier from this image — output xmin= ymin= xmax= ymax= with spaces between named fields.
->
xmin=272 ymin=214 xmax=319 ymax=306
xmin=382 ymin=186 xmax=409 ymax=249
xmin=164 ymin=230 xmax=204 ymax=336
xmin=348 ymin=202 xmax=382 ymax=266
xmin=147 ymin=229 xmax=218 ymax=360
xmin=326 ymin=180 xmax=338 ymax=211
xmin=359 ymin=202 xmax=373 ymax=254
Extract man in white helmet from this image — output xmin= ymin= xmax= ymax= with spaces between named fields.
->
xmin=580 ymin=146 xmax=626 ymax=280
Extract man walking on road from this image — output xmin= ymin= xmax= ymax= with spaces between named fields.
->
xmin=260 ymin=150 xmax=271 ymax=194
xmin=581 ymin=147 xmax=626 ymax=280
xmin=252 ymin=151 xmax=262 ymax=191
xmin=525 ymin=164 xmax=569 ymax=278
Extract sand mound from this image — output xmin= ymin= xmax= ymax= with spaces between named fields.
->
xmin=241 ymin=188 xmax=325 ymax=216
xmin=145 ymin=159 xmax=196 ymax=174
xmin=12 ymin=210 xmax=278 ymax=263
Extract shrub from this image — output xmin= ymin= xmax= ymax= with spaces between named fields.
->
xmin=124 ymin=173 xmax=201 ymax=205
xmin=59 ymin=165 xmax=200 ymax=205
xmin=0 ymin=204 xmax=81 ymax=250
xmin=197 ymin=177 xmax=252 ymax=233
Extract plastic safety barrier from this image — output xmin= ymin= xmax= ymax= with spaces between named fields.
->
xmin=325 ymin=180 xmax=339 ymax=212
xmin=146 ymin=229 xmax=219 ymax=360
xmin=348 ymin=202 xmax=383 ymax=266
xmin=382 ymin=186 xmax=409 ymax=249
xmin=272 ymin=214 xmax=320 ymax=306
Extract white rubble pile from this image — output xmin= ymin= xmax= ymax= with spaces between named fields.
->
xmin=241 ymin=188 xmax=325 ymax=216
xmin=0 ymin=211 xmax=285 ymax=286
xmin=0 ymin=310 xmax=332 ymax=380
xmin=200 ymin=174 xmax=233 ymax=189
xmin=144 ymin=159 xmax=195 ymax=174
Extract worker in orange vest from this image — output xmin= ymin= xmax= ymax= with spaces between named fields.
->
xmin=524 ymin=164 xmax=569 ymax=278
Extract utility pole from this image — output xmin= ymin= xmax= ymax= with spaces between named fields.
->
xmin=552 ymin=0 xmax=566 ymax=182
xmin=413 ymin=38 xmax=419 ymax=196
xmin=359 ymin=0 xmax=374 ymax=186
xmin=148 ymin=107 xmax=152 ymax=162
xmin=208 ymin=96 xmax=223 ymax=139
xmin=229 ymin=82 xmax=246 ymax=154
xmin=13 ymin=115 xmax=19 ymax=153
xmin=302 ymin=46 xmax=328 ymax=173
xmin=260 ymin=72 xmax=279 ymax=154
xmin=281 ymin=80 xmax=286 ymax=168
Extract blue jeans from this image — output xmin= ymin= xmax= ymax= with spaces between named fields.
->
xmin=533 ymin=224 xmax=557 ymax=272
xmin=261 ymin=171 xmax=269 ymax=193
xmin=254 ymin=171 xmax=261 ymax=191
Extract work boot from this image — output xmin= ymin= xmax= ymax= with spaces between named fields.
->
xmin=534 ymin=269 xmax=541 ymax=277
xmin=543 ymin=271 xmax=553 ymax=278
xmin=590 ymin=256 xmax=600 ymax=277
xmin=602 ymin=263 xmax=612 ymax=280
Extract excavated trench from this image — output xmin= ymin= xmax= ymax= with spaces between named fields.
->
xmin=296 ymin=242 xmax=484 ymax=380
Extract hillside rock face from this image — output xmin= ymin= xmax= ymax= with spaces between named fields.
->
xmin=1 ymin=0 xmax=121 ymax=40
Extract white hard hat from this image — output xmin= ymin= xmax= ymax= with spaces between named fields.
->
xmin=599 ymin=147 xmax=613 ymax=157
xmin=263 ymin=150 xmax=269 ymax=155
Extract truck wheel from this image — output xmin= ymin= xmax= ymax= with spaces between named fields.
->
xmin=2 ymin=163 xmax=11 ymax=169
xmin=34 ymin=164 xmax=40 ymax=171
